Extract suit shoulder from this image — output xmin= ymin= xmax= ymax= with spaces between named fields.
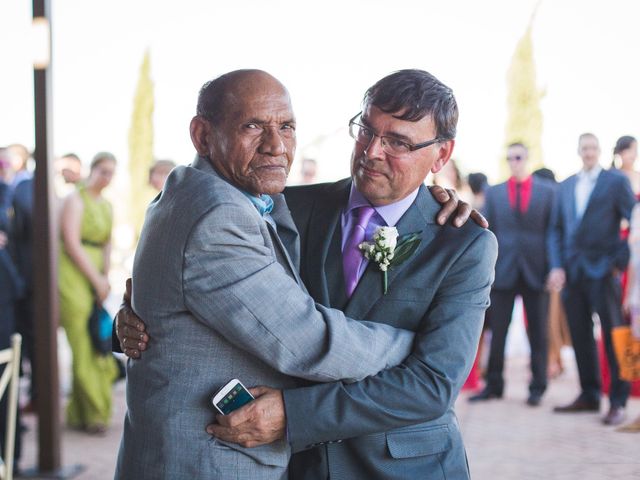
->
xmin=532 ymin=177 xmax=556 ymax=193
xmin=485 ymin=182 xmax=506 ymax=204
xmin=560 ymin=175 xmax=576 ymax=187
xmin=607 ymin=168 xmax=631 ymax=184
xmin=487 ymin=181 xmax=508 ymax=193
xmin=443 ymin=215 xmax=496 ymax=250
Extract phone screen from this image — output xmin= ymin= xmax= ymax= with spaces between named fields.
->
xmin=215 ymin=383 xmax=253 ymax=415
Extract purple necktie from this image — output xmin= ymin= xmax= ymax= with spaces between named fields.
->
xmin=342 ymin=206 xmax=375 ymax=298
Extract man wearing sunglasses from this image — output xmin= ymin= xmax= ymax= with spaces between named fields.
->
xmin=117 ymin=69 xmax=496 ymax=479
xmin=470 ymin=143 xmax=555 ymax=407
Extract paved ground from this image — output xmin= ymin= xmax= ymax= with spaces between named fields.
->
xmin=16 ymin=345 xmax=640 ymax=479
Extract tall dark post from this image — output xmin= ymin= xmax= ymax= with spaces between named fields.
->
xmin=32 ymin=0 xmax=61 ymax=472
xmin=28 ymin=4 xmax=84 ymax=477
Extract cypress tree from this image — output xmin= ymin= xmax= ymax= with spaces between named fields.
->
xmin=128 ymin=50 xmax=154 ymax=239
xmin=503 ymin=7 xmax=544 ymax=177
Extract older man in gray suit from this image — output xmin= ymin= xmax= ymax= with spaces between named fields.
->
xmin=119 ymin=70 xmax=497 ymax=479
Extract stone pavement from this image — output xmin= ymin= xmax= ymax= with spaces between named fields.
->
xmin=16 ymin=350 xmax=640 ymax=479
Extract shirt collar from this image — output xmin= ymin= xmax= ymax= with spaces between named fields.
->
xmin=508 ymin=175 xmax=532 ymax=185
xmin=578 ymin=164 xmax=602 ymax=181
xmin=346 ymin=184 xmax=419 ymax=227
xmin=242 ymin=192 xmax=274 ymax=217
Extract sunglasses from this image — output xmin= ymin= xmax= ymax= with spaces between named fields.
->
xmin=506 ymin=155 xmax=524 ymax=162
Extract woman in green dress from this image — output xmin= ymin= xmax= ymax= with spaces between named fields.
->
xmin=59 ymin=152 xmax=118 ymax=434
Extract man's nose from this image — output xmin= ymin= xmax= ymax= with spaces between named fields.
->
xmin=364 ymin=134 xmax=385 ymax=159
xmin=259 ymin=128 xmax=286 ymax=156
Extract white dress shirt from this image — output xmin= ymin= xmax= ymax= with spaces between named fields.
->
xmin=575 ymin=165 xmax=602 ymax=220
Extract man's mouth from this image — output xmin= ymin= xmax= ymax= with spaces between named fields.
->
xmin=358 ymin=162 xmax=385 ymax=178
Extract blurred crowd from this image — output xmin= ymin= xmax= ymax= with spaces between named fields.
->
xmin=1 ymin=132 xmax=640 ymax=473
xmin=0 ymin=144 xmax=175 ymax=472
xmin=449 ymin=134 xmax=640 ymax=433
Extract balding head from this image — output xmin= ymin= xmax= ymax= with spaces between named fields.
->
xmin=190 ymin=69 xmax=296 ymax=195
xmin=196 ymin=70 xmax=290 ymax=126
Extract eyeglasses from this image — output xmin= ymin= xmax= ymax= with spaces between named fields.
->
xmin=506 ymin=155 xmax=524 ymax=162
xmin=348 ymin=112 xmax=444 ymax=156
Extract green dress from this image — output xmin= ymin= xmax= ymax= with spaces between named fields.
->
xmin=59 ymin=185 xmax=118 ymax=428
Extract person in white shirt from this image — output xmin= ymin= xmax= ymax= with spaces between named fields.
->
xmin=548 ymin=133 xmax=636 ymax=426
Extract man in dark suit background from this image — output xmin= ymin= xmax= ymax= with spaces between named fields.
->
xmin=470 ymin=143 xmax=555 ymax=406
xmin=548 ymin=132 xmax=636 ymax=426
xmin=12 ymin=178 xmax=35 ymax=410
xmin=0 ymin=148 xmax=24 ymax=470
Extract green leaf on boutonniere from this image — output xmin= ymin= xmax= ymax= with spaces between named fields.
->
xmin=389 ymin=232 xmax=422 ymax=267
xmin=359 ymin=228 xmax=423 ymax=295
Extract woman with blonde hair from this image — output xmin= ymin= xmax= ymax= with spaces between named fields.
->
xmin=59 ymin=152 xmax=119 ymax=434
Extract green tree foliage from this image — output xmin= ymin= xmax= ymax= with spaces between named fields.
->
xmin=128 ymin=50 xmax=154 ymax=238
xmin=503 ymin=12 xmax=544 ymax=178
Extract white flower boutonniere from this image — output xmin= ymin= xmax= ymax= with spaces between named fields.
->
xmin=359 ymin=226 xmax=422 ymax=294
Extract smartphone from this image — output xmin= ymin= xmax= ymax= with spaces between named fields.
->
xmin=211 ymin=378 xmax=255 ymax=415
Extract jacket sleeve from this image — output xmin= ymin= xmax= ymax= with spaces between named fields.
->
xmin=282 ymin=230 xmax=497 ymax=452
xmin=182 ymin=203 xmax=415 ymax=383
xmin=547 ymin=186 xmax=564 ymax=270
xmin=614 ymin=174 xmax=637 ymax=270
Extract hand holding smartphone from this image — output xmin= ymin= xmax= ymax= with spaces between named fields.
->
xmin=212 ymin=379 xmax=255 ymax=415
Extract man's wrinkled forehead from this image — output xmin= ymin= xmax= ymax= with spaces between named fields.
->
xmin=224 ymin=90 xmax=295 ymax=123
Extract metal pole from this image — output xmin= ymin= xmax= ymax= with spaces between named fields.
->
xmin=27 ymin=3 xmax=85 ymax=477
xmin=32 ymin=0 xmax=61 ymax=472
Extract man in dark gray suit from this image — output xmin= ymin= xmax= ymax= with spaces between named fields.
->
xmin=548 ymin=133 xmax=636 ymax=426
xmin=469 ymin=143 xmax=555 ymax=406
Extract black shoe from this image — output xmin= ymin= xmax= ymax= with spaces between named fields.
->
xmin=469 ymin=387 xmax=502 ymax=402
xmin=602 ymin=406 xmax=626 ymax=426
xmin=553 ymin=397 xmax=600 ymax=413
xmin=526 ymin=392 xmax=542 ymax=407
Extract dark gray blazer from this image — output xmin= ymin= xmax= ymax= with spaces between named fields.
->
xmin=282 ymin=180 xmax=497 ymax=480
xmin=484 ymin=177 xmax=555 ymax=291
xmin=548 ymin=168 xmax=636 ymax=282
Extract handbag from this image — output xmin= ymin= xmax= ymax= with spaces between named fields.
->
xmin=611 ymin=325 xmax=640 ymax=382
xmin=88 ymin=303 xmax=113 ymax=355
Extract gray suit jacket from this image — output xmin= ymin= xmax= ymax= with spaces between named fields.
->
xmin=484 ymin=177 xmax=555 ymax=291
xmin=282 ymin=180 xmax=498 ymax=480
xmin=115 ymin=158 xmax=414 ymax=479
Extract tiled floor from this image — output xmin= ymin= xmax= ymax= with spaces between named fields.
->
xmin=17 ymin=344 xmax=640 ymax=479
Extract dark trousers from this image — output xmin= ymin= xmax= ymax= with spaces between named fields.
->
xmin=562 ymin=273 xmax=630 ymax=408
xmin=15 ymin=295 xmax=35 ymax=402
xmin=487 ymin=277 xmax=548 ymax=395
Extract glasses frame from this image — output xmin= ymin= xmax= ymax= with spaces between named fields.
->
xmin=348 ymin=112 xmax=445 ymax=154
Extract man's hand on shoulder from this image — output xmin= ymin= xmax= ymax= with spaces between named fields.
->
xmin=116 ymin=278 xmax=149 ymax=358
xmin=429 ymin=185 xmax=488 ymax=228
xmin=206 ymin=386 xmax=286 ymax=448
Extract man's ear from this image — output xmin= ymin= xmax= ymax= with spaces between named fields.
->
xmin=190 ymin=116 xmax=213 ymax=156
xmin=430 ymin=139 xmax=456 ymax=174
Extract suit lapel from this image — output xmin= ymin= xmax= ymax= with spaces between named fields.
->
xmin=580 ymin=170 xmax=607 ymax=221
xmin=497 ymin=182 xmax=514 ymax=218
xmin=345 ymin=185 xmax=438 ymax=319
xmin=304 ymin=180 xmax=351 ymax=308
xmin=271 ymin=193 xmax=300 ymax=271
xmin=575 ymin=170 xmax=608 ymax=234
xmin=564 ymin=175 xmax=578 ymax=229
